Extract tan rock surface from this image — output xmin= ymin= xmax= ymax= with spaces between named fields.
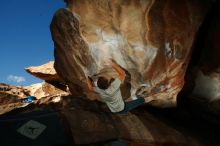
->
xmin=50 ymin=0 xmax=210 ymax=107
xmin=25 ymin=61 xmax=62 ymax=82
xmin=24 ymin=82 xmax=69 ymax=99
xmin=57 ymin=97 xmax=204 ymax=145
xmin=0 ymin=82 xmax=69 ymax=115
xmin=0 ymin=83 xmax=29 ymax=104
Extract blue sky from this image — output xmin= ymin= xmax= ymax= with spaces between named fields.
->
xmin=0 ymin=0 xmax=65 ymax=86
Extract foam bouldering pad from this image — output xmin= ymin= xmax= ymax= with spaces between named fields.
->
xmin=0 ymin=110 xmax=68 ymax=146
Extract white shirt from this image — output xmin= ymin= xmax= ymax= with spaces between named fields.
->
xmin=94 ymin=79 xmax=125 ymax=113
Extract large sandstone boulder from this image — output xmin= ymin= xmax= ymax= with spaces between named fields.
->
xmin=25 ymin=61 xmax=62 ymax=82
xmin=24 ymin=82 xmax=69 ymax=99
xmin=25 ymin=62 xmax=70 ymax=92
xmin=0 ymin=82 xmax=69 ymax=115
xmin=61 ymin=102 xmax=202 ymax=145
xmin=0 ymin=83 xmax=29 ymax=103
xmin=50 ymin=0 xmax=210 ymax=107
xmin=0 ymin=83 xmax=30 ymax=114
xmin=186 ymin=2 xmax=220 ymax=114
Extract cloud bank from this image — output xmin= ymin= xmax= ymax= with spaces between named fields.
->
xmin=7 ymin=75 xmax=26 ymax=83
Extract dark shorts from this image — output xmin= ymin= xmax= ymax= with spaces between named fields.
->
xmin=118 ymin=97 xmax=145 ymax=114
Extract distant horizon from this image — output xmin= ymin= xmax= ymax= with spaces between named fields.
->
xmin=0 ymin=0 xmax=65 ymax=86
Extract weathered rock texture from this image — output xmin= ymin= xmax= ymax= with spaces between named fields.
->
xmin=0 ymin=83 xmax=29 ymax=103
xmin=0 ymin=83 xmax=69 ymax=115
xmin=25 ymin=61 xmax=62 ymax=82
xmin=61 ymin=103 xmax=201 ymax=145
xmin=186 ymin=2 xmax=220 ymax=113
xmin=50 ymin=0 xmax=210 ymax=107
xmin=1 ymin=89 xmax=220 ymax=146
xmin=25 ymin=62 xmax=70 ymax=93
xmin=4 ymin=94 xmax=210 ymax=146
xmin=0 ymin=83 xmax=29 ymax=114
xmin=24 ymin=82 xmax=69 ymax=99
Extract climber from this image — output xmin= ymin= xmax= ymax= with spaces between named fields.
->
xmin=88 ymin=63 xmax=145 ymax=114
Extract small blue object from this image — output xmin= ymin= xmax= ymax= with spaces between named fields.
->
xmin=117 ymin=97 xmax=145 ymax=114
xmin=21 ymin=96 xmax=37 ymax=103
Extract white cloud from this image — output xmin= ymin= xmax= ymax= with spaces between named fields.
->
xmin=7 ymin=75 xmax=26 ymax=83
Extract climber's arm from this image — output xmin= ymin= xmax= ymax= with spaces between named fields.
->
xmin=111 ymin=62 xmax=126 ymax=81
xmin=82 ymin=78 xmax=94 ymax=91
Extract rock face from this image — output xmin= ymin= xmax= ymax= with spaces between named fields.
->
xmin=0 ymin=83 xmax=29 ymax=114
xmin=61 ymin=101 xmax=201 ymax=145
xmin=25 ymin=61 xmax=62 ymax=83
xmin=50 ymin=0 xmax=210 ymax=107
xmin=187 ymin=2 xmax=220 ymax=113
xmin=25 ymin=61 xmax=70 ymax=92
xmin=24 ymin=82 xmax=69 ymax=99
xmin=0 ymin=82 xmax=69 ymax=115
xmin=0 ymin=83 xmax=29 ymax=103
